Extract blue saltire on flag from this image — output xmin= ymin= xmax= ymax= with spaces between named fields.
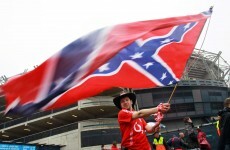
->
xmin=2 ymin=9 xmax=212 ymax=115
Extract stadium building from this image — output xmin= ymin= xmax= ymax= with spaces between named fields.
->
xmin=0 ymin=48 xmax=229 ymax=149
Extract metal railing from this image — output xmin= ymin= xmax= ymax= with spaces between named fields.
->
xmin=12 ymin=122 xmax=78 ymax=143
xmin=0 ymin=103 xmax=78 ymax=130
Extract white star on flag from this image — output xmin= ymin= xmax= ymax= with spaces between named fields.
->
xmin=143 ymin=62 xmax=154 ymax=69
xmin=130 ymin=52 xmax=144 ymax=59
xmin=184 ymin=23 xmax=191 ymax=30
xmin=168 ymin=80 xmax=174 ymax=85
xmin=98 ymin=63 xmax=110 ymax=72
xmin=161 ymin=38 xmax=173 ymax=44
xmin=160 ymin=72 xmax=167 ymax=81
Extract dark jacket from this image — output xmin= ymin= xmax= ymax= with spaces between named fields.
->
xmin=184 ymin=122 xmax=199 ymax=148
xmin=218 ymin=107 xmax=230 ymax=150
xmin=167 ymin=137 xmax=188 ymax=149
xmin=184 ymin=122 xmax=195 ymax=136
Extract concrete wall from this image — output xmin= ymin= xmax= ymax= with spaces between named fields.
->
xmin=30 ymin=129 xmax=80 ymax=150
xmin=81 ymin=144 xmax=121 ymax=150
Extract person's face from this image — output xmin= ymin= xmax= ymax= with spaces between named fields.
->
xmin=179 ymin=133 xmax=184 ymax=138
xmin=188 ymin=118 xmax=192 ymax=122
xmin=227 ymin=103 xmax=230 ymax=108
xmin=120 ymin=96 xmax=132 ymax=110
xmin=217 ymin=116 xmax=221 ymax=120
xmin=154 ymin=133 xmax=159 ymax=138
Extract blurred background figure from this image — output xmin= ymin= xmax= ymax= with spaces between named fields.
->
xmin=167 ymin=134 xmax=188 ymax=150
xmin=218 ymin=97 xmax=230 ymax=150
xmin=179 ymin=132 xmax=189 ymax=150
xmin=196 ymin=127 xmax=211 ymax=150
xmin=183 ymin=117 xmax=199 ymax=149
xmin=101 ymin=144 xmax=106 ymax=150
xmin=215 ymin=115 xmax=221 ymax=136
xmin=111 ymin=141 xmax=119 ymax=150
xmin=152 ymin=132 xmax=168 ymax=150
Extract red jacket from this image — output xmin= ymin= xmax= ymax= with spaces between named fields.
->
xmin=111 ymin=145 xmax=119 ymax=150
xmin=197 ymin=130 xmax=211 ymax=150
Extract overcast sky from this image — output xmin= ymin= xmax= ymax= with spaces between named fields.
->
xmin=0 ymin=0 xmax=229 ymax=78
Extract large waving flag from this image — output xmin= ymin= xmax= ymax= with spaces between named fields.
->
xmin=2 ymin=9 xmax=212 ymax=115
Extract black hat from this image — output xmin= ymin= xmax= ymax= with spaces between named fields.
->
xmin=113 ymin=92 xmax=136 ymax=109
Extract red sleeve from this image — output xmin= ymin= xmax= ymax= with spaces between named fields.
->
xmin=141 ymin=118 xmax=147 ymax=127
xmin=202 ymin=132 xmax=206 ymax=138
xmin=118 ymin=109 xmax=133 ymax=123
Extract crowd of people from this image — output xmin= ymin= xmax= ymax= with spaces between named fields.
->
xmin=152 ymin=117 xmax=211 ymax=150
xmin=100 ymin=92 xmax=230 ymax=150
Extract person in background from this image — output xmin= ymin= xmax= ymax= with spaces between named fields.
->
xmin=113 ymin=92 xmax=170 ymax=150
xmin=196 ymin=127 xmax=211 ymax=150
xmin=215 ymin=115 xmax=221 ymax=136
xmin=101 ymin=144 xmax=106 ymax=150
xmin=179 ymin=132 xmax=188 ymax=150
xmin=218 ymin=97 xmax=230 ymax=150
xmin=167 ymin=134 xmax=188 ymax=150
xmin=152 ymin=132 xmax=168 ymax=150
xmin=178 ymin=132 xmax=185 ymax=141
xmin=111 ymin=141 xmax=119 ymax=150
xmin=183 ymin=117 xmax=199 ymax=149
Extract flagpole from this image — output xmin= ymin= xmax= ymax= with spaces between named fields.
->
xmin=167 ymin=83 xmax=178 ymax=104
xmin=186 ymin=6 xmax=213 ymax=75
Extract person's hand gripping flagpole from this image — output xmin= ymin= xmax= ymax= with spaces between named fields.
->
xmin=153 ymin=84 xmax=178 ymax=128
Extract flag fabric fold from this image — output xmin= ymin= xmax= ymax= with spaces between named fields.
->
xmin=2 ymin=9 xmax=212 ymax=115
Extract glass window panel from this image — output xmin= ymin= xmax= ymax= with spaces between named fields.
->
xmin=152 ymin=93 xmax=171 ymax=100
xmin=184 ymin=92 xmax=193 ymax=96
xmin=167 ymin=103 xmax=195 ymax=113
xmin=136 ymin=95 xmax=143 ymax=108
xmin=175 ymin=98 xmax=184 ymax=103
xmin=177 ymin=112 xmax=186 ymax=116
xmin=186 ymin=111 xmax=196 ymax=115
xmin=153 ymin=98 xmax=162 ymax=106
xmin=184 ymin=97 xmax=193 ymax=103
xmin=208 ymin=92 xmax=222 ymax=96
xmin=139 ymin=93 xmax=154 ymax=108
xmin=201 ymin=90 xmax=209 ymax=102
xmin=177 ymin=103 xmax=195 ymax=112
xmin=167 ymin=104 xmax=177 ymax=113
xmin=174 ymin=92 xmax=184 ymax=97
xmin=81 ymin=129 xmax=121 ymax=147
xmin=203 ymin=103 xmax=211 ymax=113
xmin=195 ymin=103 xmax=204 ymax=112
xmin=210 ymin=102 xmax=223 ymax=110
xmin=166 ymin=113 xmax=177 ymax=118
xmin=193 ymin=90 xmax=202 ymax=102
xmin=217 ymin=97 xmax=223 ymax=101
